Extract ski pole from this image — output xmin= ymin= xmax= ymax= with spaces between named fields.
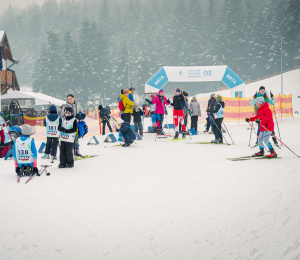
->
xmin=271 ymin=92 xmax=282 ymax=146
xmin=247 ymin=121 xmax=269 ymax=152
xmin=260 ymin=124 xmax=299 ymax=158
xmin=222 ymin=121 xmax=234 ymax=144
xmin=210 ymin=115 xmax=229 ymax=145
xmin=248 ymin=122 xmax=253 ymax=147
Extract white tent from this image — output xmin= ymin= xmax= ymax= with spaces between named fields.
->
xmin=0 ymin=91 xmax=66 ymax=107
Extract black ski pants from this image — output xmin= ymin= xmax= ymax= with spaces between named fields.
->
xmin=206 ymin=116 xmax=211 ymax=131
xmin=123 ymin=113 xmax=131 ymax=124
xmin=45 ymin=137 xmax=59 ymax=156
xmin=102 ymin=120 xmax=113 ymax=135
xmin=212 ymin=117 xmax=224 ymax=141
xmin=191 ymin=116 xmax=198 ymax=131
xmin=60 ymin=141 xmax=74 ymax=166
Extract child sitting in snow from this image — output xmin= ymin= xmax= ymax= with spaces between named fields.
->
xmin=13 ymin=124 xmax=39 ymax=177
xmin=116 ymin=118 xmax=136 ymax=147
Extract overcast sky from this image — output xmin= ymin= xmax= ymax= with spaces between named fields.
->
xmin=2 ymin=0 xmax=61 ymax=11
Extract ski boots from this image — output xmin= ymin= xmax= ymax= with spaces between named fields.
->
xmin=174 ymin=131 xmax=179 ymax=139
xmin=211 ymin=139 xmax=218 ymax=143
xmin=217 ymin=139 xmax=223 ymax=144
xmin=50 ymin=156 xmax=57 ymax=161
xmin=182 ymin=132 xmax=186 ymax=139
xmin=58 ymin=164 xmax=66 ymax=169
xmin=265 ymin=148 xmax=277 ymax=158
xmin=41 ymin=154 xmax=50 ymax=159
xmin=253 ymin=149 xmax=264 ymax=157
xmin=203 ymin=130 xmax=208 ymax=133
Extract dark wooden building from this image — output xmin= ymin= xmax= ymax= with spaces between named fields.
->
xmin=0 ymin=31 xmax=19 ymax=95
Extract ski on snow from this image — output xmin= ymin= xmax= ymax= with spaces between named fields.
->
xmin=186 ymin=142 xmax=232 ymax=145
xmin=74 ymin=155 xmax=100 ymax=160
xmin=227 ymin=156 xmax=281 ymax=161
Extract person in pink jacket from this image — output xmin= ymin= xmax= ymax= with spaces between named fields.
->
xmin=152 ymin=89 xmax=168 ymax=135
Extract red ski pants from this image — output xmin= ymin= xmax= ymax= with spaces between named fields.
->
xmin=173 ymin=109 xmax=185 ymax=132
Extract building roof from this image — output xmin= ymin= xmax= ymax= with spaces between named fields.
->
xmin=0 ymin=31 xmax=5 ymax=43
xmin=0 ymin=31 xmax=14 ymax=62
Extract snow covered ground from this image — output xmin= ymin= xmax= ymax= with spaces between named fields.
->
xmin=1 ymin=115 xmax=300 ymax=260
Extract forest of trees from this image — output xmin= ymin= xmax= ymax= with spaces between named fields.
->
xmin=0 ymin=0 xmax=299 ymax=106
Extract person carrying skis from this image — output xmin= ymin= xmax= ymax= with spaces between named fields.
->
xmin=120 ymin=89 xmax=134 ymax=124
xmin=168 ymin=88 xmax=186 ymax=139
xmin=207 ymin=95 xmax=225 ymax=143
xmin=204 ymin=93 xmax=217 ymax=133
xmin=58 ymin=107 xmax=78 ymax=168
xmin=250 ymin=86 xmax=278 ymax=146
xmin=246 ymin=96 xmax=277 ymax=158
xmin=42 ymin=105 xmax=61 ymax=160
xmin=189 ymin=96 xmax=201 ymax=132
xmin=13 ymin=124 xmax=39 ymax=177
xmin=133 ymin=104 xmax=143 ymax=137
xmin=99 ymin=105 xmax=113 ymax=135
xmin=149 ymin=89 xmax=168 ymax=135
xmin=116 ymin=118 xmax=136 ymax=147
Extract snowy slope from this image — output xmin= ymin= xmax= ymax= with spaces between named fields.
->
xmin=1 ymin=116 xmax=300 ymax=260
xmin=194 ymin=68 xmax=300 ymax=112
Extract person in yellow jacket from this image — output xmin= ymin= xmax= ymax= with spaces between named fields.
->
xmin=120 ymin=89 xmax=134 ymax=123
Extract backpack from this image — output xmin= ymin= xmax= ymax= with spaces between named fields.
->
xmin=119 ymin=97 xmax=125 ymax=112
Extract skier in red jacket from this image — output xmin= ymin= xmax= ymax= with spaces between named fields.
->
xmin=245 ymin=96 xmax=277 ymax=158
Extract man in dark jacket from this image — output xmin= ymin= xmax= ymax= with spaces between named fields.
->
xmin=116 ymin=118 xmax=136 ymax=147
xmin=99 ymin=105 xmax=113 ymax=135
xmin=204 ymin=93 xmax=217 ymax=133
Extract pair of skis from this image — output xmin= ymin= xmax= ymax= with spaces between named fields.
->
xmin=227 ymin=156 xmax=281 ymax=161
xmin=18 ymin=165 xmax=52 ymax=184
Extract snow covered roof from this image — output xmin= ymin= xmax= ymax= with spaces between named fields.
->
xmin=1 ymin=91 xmax=66 ymax=106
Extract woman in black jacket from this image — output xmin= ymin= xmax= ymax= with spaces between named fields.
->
xmin=168 ymin=88 xmax=186 ymax=139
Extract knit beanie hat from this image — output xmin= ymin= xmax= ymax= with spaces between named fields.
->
xmin=259 ymin=86 xmax=265 ymax=91
xmin=175 ymin=89 xmax=181 ymax=93
xmin=65 ymin=107 xmax=74 ymax=115
xmin=159 ymin=89 xmax=164 ymax=94
xmin=255 ymin=96 xmax=265 ymax=105
xmin=22 ymin=124 xmax=32 ymax=136
xmin=49 ymin=105 xmax=57 ymax=113
xmin=216 ymin=96 xmax=222 ymax=102
xmin=210 ymin=93 xmax=216 ymax=98
xmin=117 ymin=118 xmax=124 ymax=125
xmin=98 ymin=105 xmax=103 ymax=111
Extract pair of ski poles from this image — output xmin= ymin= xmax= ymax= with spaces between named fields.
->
xmin=247 ymin=121 xmax=299 ymax=158
xmin=208 ymin=112 xmax=234 ymax=145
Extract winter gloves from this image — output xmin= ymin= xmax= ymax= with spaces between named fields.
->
xmin=245 ymin=118 xmax=261 ymax=123
xmin=167 ymin=99 xmax=171 ymax=104
xmin=253 ymin=92 xmax=258 ymax=99
xmin=270 ymin=91 xmax=273 ymax=98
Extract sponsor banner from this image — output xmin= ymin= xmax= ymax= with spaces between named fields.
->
xmin=221 ymin=66 xmax=244 ymax=89
xmin=164 ymin=66 xmax=226 ymax=82
xmin=145 ymin=67 xmax=169 ymax=91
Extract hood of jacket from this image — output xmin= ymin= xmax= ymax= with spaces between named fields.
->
xmin=47 ymin=113 xmax=59 ymax=121
xmin=219 ymin=101 xmax=225 ymax=108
